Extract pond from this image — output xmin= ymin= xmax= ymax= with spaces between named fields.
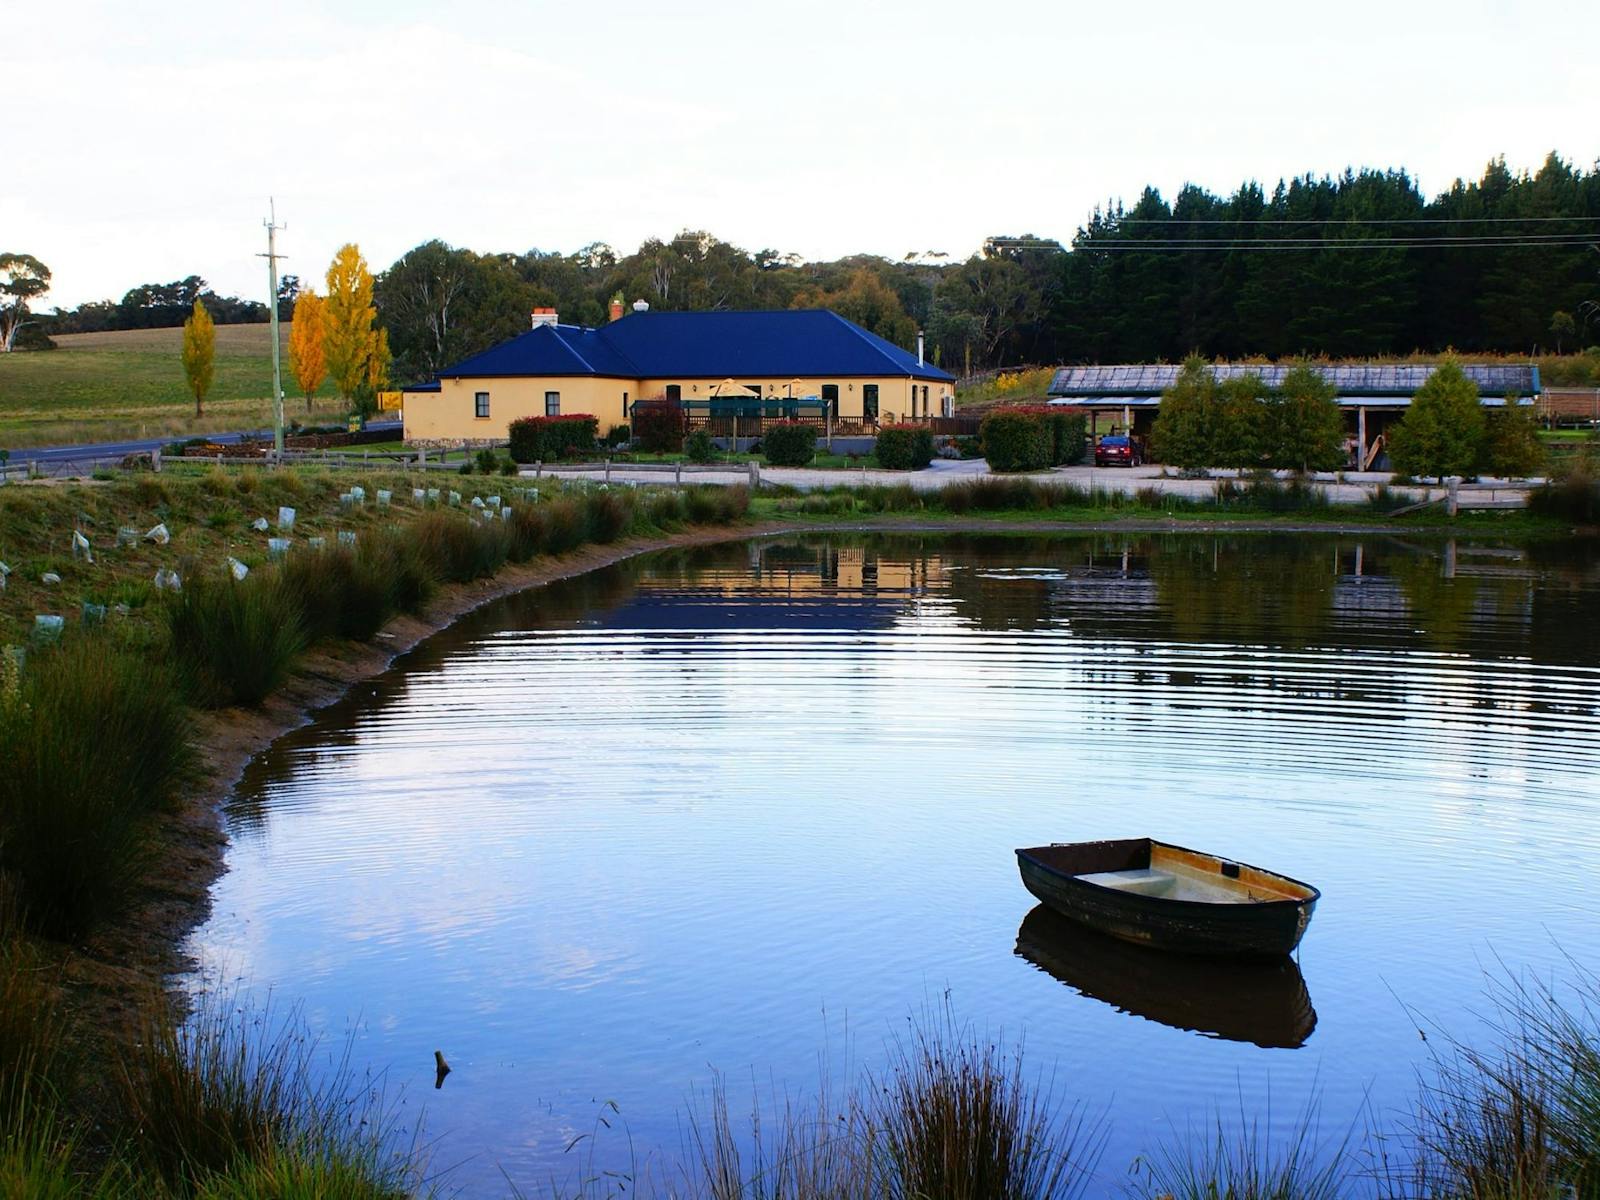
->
xmin=187 ymin=532 xmax=1600 ymax=1195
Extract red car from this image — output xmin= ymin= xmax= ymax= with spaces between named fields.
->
xmin=1094 ymin=435 xmax=1145 ymax=467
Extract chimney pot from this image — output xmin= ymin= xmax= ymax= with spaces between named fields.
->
xmin=632 ymin=299 xmax=650 ymax=313
xmin=609 ymin=298 xmax=624 ymax=322
xmin=917 ymin=330 xmax=925 ymax=366
xmin=530 ymin=307 xmax=559 ymax=330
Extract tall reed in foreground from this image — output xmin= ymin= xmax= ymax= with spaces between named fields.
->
xmin=1393 ymin=967 xmax=1600 ymax=1200
xmin=678 ymin=1012 xmax=1100 ymax=1200
xmin=113 ymin=997 xmax=414 ymax=1198
xmin=1130 ymin=1107 xmax=1347 ymax=1200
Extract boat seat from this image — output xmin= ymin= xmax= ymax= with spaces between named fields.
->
xmin=1077 ymin=868 xmax=1178 ymax=897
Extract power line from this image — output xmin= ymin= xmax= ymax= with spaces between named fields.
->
xmin=1115 ymin=215 xmax=1600 ymax=225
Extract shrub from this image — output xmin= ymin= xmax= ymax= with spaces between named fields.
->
xmin=167 ymin=571 xmax=306 ymax=708
xmin=980 ymin=410 xmax=1051 ymax=473
xmin=762 ymin=421 xmax=818 ymax=466
xmin=1266 ymin=364 xmax=1345 ymax=472
xmin=686 ymin=429 xmax=717 ymax=464
xmin=1151 ymin=357 xmax=1219 ymax=470
xmin=1388 ymin=357 xmax=1487 ymax=478
xmin=474 ymin=447 xmax=499 ymax=474
xmin=1482 ymin=403 xmax=1547 ymax=478
xmin=507 ymin=414 xmax=599 ymax=463
xmin=632 ymin=400 xmax=686 ymax=453
xmin=0 ymin=639 xmax=193 ymax=937
xmin=876 ymin=425 xmax=936 ymax=471
xmin=499 ymin=457 xmax=519 ymax=477
xmin=603 ymin=424 xmax=631 ymax=448
xmin=1008 ymin=408 xmax=1089 ymax=467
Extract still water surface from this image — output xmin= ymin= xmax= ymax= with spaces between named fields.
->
xmin=189 ymin=533 xmax=1600 ymax=1193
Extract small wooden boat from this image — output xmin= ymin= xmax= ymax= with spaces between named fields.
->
xmin=1015 ymin=838 xmax=1319 ymax=959
xmin=1014 ymin=905 xmax=1317 ymax=1048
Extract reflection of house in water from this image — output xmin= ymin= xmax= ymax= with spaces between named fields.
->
xmin=584 ymin=540 xmax=954 ymax=633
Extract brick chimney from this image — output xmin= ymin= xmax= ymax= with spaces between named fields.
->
xmin=530 ymin=307 xmax=558 ymax=329
xmin=609 ymin=297 xmax=624 ymax=322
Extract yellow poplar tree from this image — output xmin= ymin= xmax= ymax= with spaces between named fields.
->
xmin=180 ymin=298 xmax=215 ymax=418
xmin=324 ymin=243 xmax=379 ymax=405
xmin=288 ymin=288 xmax=327 ymax=412
xmin=366 ymin=325 xmax=391 ymax=393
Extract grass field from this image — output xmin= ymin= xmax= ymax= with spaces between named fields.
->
xmin=0 ymin=324 xmax=343 ymax=449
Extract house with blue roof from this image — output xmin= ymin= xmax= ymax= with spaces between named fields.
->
xmin=402 ymin=301 xmax=956 ymax=445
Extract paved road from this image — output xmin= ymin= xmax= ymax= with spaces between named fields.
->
xmin=4 ymin=420 xmax=402 ymax=465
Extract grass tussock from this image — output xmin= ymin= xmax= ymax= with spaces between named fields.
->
xmin=1528 ymin=467 xmax=1600 ymax=524
xmin=1395 ymin=967 xmax=1600 ymax=1200
xmin=113 ymin=998 xmax=412 ymax=1198
xmin=0 ymin=639 xmax=193 ymax=936
xmin=1131 ymin=1108 xmax=1346 ymax=1200
xmin=166 ymin=571 xmax=306 ymax=708
xmin=683 ymin=1012 xmax=1100 ymax=1200
xmin=408 ymin=510 xmax=509 ymax=583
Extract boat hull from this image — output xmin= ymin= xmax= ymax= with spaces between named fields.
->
xmin=1015 ymin=838 xmax=1317 ymax=960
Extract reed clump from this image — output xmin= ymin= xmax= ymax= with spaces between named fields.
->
xmin=1396 ymin=968 xmax=1600 ymax=1200
xmin=0 ymin=639 xmax=193 ymax=937
xmin=112 ymin=999 xmax=411 ymax=1198
xmin=166 ymin=571 xmax=306 ymax=708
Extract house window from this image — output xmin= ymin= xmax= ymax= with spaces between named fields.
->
xmin=474 ymin=391 xmax=490 ymax=419
xmin=862 ymin=384 xmax=878 ymax=422
xmin=921 ymin=385 xmax=929 ymax=417
xmin=622 ymin=391 xmax=629 ymax=416
xmin=666 ymin=384 xmax=682 ymax=402
xmin=545 ymin=391 xmax=560 ymax=416
xmin=822 ymin=383 xmax=840 ymax=417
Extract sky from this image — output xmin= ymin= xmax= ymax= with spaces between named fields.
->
xmin=10 ymin=0 xmax=1599 ymax=309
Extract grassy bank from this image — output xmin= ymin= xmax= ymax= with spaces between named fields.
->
xmin=750 ymin=474 xmax=1595 ymax=535
xmin=0 ymin=325 xmax=342 ymax=448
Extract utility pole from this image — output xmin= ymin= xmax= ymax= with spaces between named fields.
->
xmin=258 ymin=200 xmax=287 ymax=454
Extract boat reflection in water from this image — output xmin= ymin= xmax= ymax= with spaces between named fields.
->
xmin=1014 ymin=905 xmax=1318 ymax=1049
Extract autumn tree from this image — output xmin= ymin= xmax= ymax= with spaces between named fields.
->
xmin=180 ymin=298 xmax=215 ymax=417
xmin=288 ymin=288 xmax=327 ymax=411
xmin=324 ymin=243 xmax=383 ymax=405
xmin=0 ymin=253 xmax=51 ymax=352
xmin=790 ymin=268 xmax=916 ymax=347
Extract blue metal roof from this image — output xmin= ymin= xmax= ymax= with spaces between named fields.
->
xmin=1047 ymin=363 xmax=1540 ymax=400
xmin=437 ymin=310 xmax=955 ymax=383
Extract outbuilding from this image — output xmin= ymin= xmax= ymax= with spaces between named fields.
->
xmin=1046 ymin=363 xmax=1541 ymax=469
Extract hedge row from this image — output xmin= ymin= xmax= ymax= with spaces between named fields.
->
xmin=508 ymin=415 xmax=599 ymax=463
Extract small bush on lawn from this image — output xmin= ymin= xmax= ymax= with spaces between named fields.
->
xmin=474 ymin=448 xmax=499 ymax=474
xmin=763 ymin=421 xmax=818 ymax=466
xmin=643 ymin=489 xmax=688 ymax=528
xmin=686 ymin=429 xmax=717 ymax=464
xmin=508 ymin=415 xmax=599 ymax=463
xmin=876 ymin=425 xmax=936 ymax=471
xmin=0 ymin=639 xmax=193 ymax=937
xmin=168 ymin=571 xmax=306 ymax=708
xmin=633 ymin=400 xmax=686 ymax=453
xmin=980 ymin=411 xmax=1052 ymax=472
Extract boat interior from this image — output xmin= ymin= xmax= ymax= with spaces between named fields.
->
xmin=1026 ymin=839 xmax=1313 ymax=905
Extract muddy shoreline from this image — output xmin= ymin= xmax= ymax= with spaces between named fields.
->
xmin=62 ymin=512 xmax=1506 ymax=1041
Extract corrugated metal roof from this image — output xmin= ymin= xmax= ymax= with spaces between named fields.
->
xmin=1047 ymin=363 xmax=1540 ymax=399
xmin=437 ymin=310 xmax=956 ymax=383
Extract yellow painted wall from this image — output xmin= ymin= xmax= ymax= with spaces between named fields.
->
xmin=404 ymin=376 xmax=636 ymax=442
xmin=405 ymin=373 xmax=956 ymax=442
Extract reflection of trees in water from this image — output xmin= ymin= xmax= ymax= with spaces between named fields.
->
xmin=1389 ymin=553 xmax=1480 ymax=649
xmin=1149 ymin=535 xmax=1336 ymax=648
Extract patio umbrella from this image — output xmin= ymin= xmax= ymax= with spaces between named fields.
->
xmin=710 ymin=379 xmax=761 ymax=398
xmin=783 ymin=378 xmax=811 ymax=398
